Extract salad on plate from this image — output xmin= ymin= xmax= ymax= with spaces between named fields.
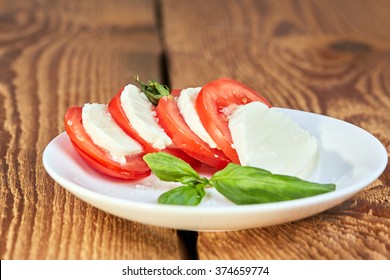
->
xmin=62 ymin=76 xmax=336 ymax=206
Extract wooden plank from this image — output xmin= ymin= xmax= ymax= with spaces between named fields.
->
xmin=0 ymin=0 xmax=182 ymax=259
xmin=162 ymin=0 xmax=390 ymax=259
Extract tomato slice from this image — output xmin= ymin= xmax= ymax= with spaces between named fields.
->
xmin=196 ymin=78 xmax=272 ymax=163
xmin=156 ymin=95 xmax=231 ymax=169
xmin=108 ymin=88 xmax=155 ymax=152
xmin=108 ymin=88 xmax=198 ymax=165
xmin=64 ymin=106 xmax=150 ymax=180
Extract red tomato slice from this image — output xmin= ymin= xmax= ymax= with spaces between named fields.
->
xmin=108 ymin=88 xmax=198 ymax=165
xmin=64 ymin=106 xmax=150 ymax=180
xmin=196 ymin=78 xmax=272 ymax=163
xmin=108 ymin=88 xmax=155 ymax=153
xmin=155 ymin=95 xmax=231 ymax=169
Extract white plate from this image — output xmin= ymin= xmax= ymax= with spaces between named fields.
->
xmin=43 ymin=108 xmax=388 ymax=231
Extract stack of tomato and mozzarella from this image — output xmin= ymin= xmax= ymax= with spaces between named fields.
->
xmin=64 ymin=78 xmax=319 ymax=180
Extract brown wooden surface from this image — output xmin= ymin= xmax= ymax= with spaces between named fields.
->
xmin=162 ymin=0 xmax=390 ymax=259
xmin=0 ymin=0 xmax=181 ymax=260
xmin=1 ymin=0 xmax=389 ymax=260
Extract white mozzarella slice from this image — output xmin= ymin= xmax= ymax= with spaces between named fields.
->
xmin=82 ymin=103 xmax=143 ymax=164
xmin=228 ymin=102 xmax=318 ymax=178
xmin=120 ymin=84 xmax=172 ymax=150
xmin=177 ymin=87 xmax=218 ymax=148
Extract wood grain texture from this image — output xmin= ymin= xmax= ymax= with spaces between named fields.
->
xmin=162 ymin=0 xmax=390 ymax=259
xmin=0 ymin=0 xmax=181 ymax=259
xmin=2 ymin=0 xmax=390 ymax=261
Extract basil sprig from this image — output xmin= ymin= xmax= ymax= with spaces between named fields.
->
xmin=143 ymin=152 xmax=336 ymax=206
xmin=143 ymin=152 xmax=208 ymax=206
xmin=210 ymin=164 xmax=335 ymax=204
xmin=133 ymin=74 xmax=170 ymax=106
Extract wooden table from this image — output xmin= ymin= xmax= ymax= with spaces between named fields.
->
xmin=1 ymin=0 xmax=389 ymax=260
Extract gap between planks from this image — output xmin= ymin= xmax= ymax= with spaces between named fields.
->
xmin=154 ymin=0 xmax=200 ymax=260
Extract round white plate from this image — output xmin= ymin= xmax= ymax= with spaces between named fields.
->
xmin=43 ymin=108 xmax=388 ymax=231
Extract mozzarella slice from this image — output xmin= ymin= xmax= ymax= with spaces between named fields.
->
xmin=228 ymin=102 xmax=318 ymax=179
xmin=120 ymin=84 xmax=172 ymax=150
xmin=177 ymin=87 xmax=218 ymax=148
xmin=82 ymin=103 xmax=143 ymax=164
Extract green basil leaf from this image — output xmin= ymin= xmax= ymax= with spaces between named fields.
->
xmin=196 ymin=182 xmax=207 ymax=201
xmin=158 ymin=185 xmax=203 ymax=206
xmin=210 ymin=163 xmax=336 ymax=205
xmin=143 ymin=152 xmax=200 ymax=182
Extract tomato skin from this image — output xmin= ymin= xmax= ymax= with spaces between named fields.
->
xmin=64 ymin=106 xmax=150 ymax=180
xmin=108 ymin=89 xmax=198 ymax=165
xmin=196 ymin=78 xmax=272 ymax=163
xmin=155 ymin=95 xmax=231 ymax=169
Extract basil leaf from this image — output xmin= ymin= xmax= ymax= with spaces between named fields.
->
xmin=196 ymin=183 xmax=207 ymax=200
xmin=210 ymin=163 xmax=336 ymax=205
xmin=158 ymin=185 xmax=204 ymax=206
xmin=143 ymin=152 xmax=200 ymax=182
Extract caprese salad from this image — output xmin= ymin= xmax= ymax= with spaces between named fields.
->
xmin=64 ymin=77 xmax=318 ymax=181
xmin=64 ymin=76 xmax=336 ymax=205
